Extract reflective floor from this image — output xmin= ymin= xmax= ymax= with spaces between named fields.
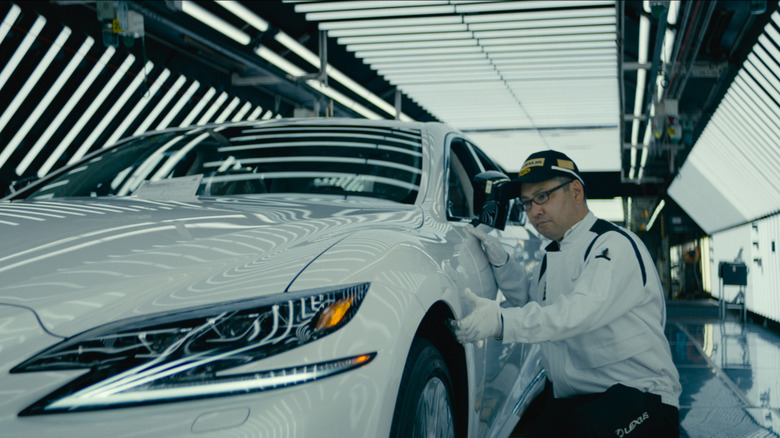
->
xmin=669 ymin=312 xmax=780 ymax=438
xmin=511 ymin=306 xmax=780 ymax=437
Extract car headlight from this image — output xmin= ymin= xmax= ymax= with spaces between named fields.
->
xmin=12 ymin=283 xmax=373 ymax=415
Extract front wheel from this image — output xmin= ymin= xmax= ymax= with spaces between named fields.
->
xmin=390 ymin=337 xmax=456 ymax=438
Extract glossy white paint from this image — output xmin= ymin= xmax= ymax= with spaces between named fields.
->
xmin=0 ymin=118 xmax=544 ymax=437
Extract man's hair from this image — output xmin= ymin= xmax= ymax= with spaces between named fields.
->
xmin=555 ymin=176 xmax=587 ymax=201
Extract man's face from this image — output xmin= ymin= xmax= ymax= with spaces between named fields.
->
xmin=520 ymin=178 xmax=583 ymax=241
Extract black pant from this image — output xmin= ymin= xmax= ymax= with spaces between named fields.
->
xmin=527 ymin=382 xmax=679 ymax=437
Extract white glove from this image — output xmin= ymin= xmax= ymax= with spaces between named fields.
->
xmin=466 ymin=225 xmax=509 ymax=267
xmin=452 ymin=288 xmax=503 ymax=343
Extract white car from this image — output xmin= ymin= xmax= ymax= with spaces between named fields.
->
xmin=0 ymin=118 xmax=545 ymax=437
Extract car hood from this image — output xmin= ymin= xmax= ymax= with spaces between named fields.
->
xmin=0 ymin=196 xmax=423 ymax=337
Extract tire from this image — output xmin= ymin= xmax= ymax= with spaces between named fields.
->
xmin=390 ymin=337 xmax=456 ymax=438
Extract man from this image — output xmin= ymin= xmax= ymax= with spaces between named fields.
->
xmin=454 ymin=150 xmax=681 ymax=437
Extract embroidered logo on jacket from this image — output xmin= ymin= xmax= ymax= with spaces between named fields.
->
xmin=614 ymin=411 xmax=649 ymax=437
xmin=595 ymin=248 xmax=611 ymax=261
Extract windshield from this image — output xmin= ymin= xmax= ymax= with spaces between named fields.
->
xmin=25 ymin=123 xmax=424 ymax=204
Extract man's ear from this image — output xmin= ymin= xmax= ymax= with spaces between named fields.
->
xmin=571 ymin=179 xmax=585 ymax=202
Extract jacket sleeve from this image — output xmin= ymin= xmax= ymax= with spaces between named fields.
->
xmin=492 ymin=253 xmax=532 ymax=307
xmin=500 ymin=233 xmax=656 ymax=343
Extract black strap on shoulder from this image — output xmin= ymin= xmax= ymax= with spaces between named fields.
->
xmin=584 ymin=219 xmax=647 ymax=286
xmin=538 ymin=241 xmax=559 ymax=284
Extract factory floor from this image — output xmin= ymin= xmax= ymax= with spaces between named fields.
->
xmin=511 ymin=300 xmax=780 ymax=437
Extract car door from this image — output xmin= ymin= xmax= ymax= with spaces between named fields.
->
xmin=445 ymin=137 xmax=540 ymax=436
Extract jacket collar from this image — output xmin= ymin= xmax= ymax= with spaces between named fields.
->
xmin=556 ymin=211 xmax=597 ymax=250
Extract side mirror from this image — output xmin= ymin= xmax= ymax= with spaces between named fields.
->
xmin=472 ymin=171 xmax=511 ymax=230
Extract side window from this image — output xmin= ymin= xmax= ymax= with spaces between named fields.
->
xmin=446 ymin=139 xmax=482 ymax=220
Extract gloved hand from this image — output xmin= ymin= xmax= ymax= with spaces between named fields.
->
xmin=465 ymin=225 xmax=509 ymax=267
xmin=452 ymin=288 xmax=503 ymax=343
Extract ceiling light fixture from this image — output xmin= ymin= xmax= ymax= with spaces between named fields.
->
xmin=154 ymin=80 xmax=201 ymax=131
xmin=66 ymin=55 xmax=137 ymax=164
xmin=0 ymin=26 xmax=71 ymax=169
xmin=36 ymin=47 xmax=116 ymax=177
xmin=305 ymin=5 xmax=455 ymax=21
xmin=327 ymin=24 xmax=468 ymax=38
xmin=132 ymin=68 xmax=173 ymax=135
xmin=80 ymin=61 xmax=154 ymax=154
xmin=13 ymin=37 xmax=95 ymax=176
xmin=181 ymin=0 xmax=250 ymax=45
xmin=179 ymin=88 xmax=216 ymax=127
xmin=0 ymin=15 xmax=46 ymax=95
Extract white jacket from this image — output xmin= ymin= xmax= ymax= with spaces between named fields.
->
xmin=494 ymin=212 xmax=681 ymax=407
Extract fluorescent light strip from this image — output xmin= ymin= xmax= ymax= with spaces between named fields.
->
xmin=475 ymin=25 xmax=616 ymax=40
xmin=66 ymin=55 xmax=137 ymax=165
xmin=488 ymin=47 xmax=615 ymax=60
xmin=327 ymin=24 xmax=468 ymax=37
xmin=729 ymin=78 xmax=780 ymax=152
xmin=346 ymin=38 xmax=477 ymax=52
xmin=0 ymin=26 xmax=71 ymax=169
xmin=214 ymin=1 xmax=268 ymax=32
xmin=179 ymin=87 xmax=216 ymax=127
xmin=273 ymin=31 xmax=412 ymax=120
xmin=106 ymin=69 xmax=186 ymax=146
xmin=255 ymin=45 xmax=306 ymax=76
xmin=0 ymin=15 xmax=46 ymax=93
xmin=153 ymin=80 xmax=201 ymax=131
xmin=338 ymin=31 xmax=474 ymax=45
xmin=375 ymin=60 xmax=493 ymax=72
xmin=354 ymin=46 xmax=484 ymax=58
xmin=14 ymin=37 xmax=95 ymax=176
xmin=318 ymin=15 xmax=461 ymax=31
xmin=247 ymin=106 xmax=263 ymax=120
xmin=255 ymin=44 xmax=387 ymax=119
xmin=464 ymin=8 xmax=614 ymax=24
xmin=80 ymin=61 xmax=154 ymax=153
xmin=646 ymin=199 xmax=665 ymax=231
xmin=0 ymin=3 xmax=21 ymax=45
xmin=232 ymin=101 xmax=252 ymax=121
xmin=467 ymin=15 xmax=615 ymax=31
xmin=306 ymin=79 xmax=382 ymax=119
xmin=294 ymin=1 xmax=443 ymax=13
xmin=131 ymin=69 xmax=173 ymax=135
xmin=362 ymin=52 xmax=488 ymax=64
xmin=388 ymin=73 xmax=503 ymax=84
xmin=37 ymin=47 xmax=116 ymax=177
xmin=197 ymin=91 xmax=228 ymax=125
xmin=745 ymin=53 xmax=780 ymax=104
xmin=147 ymin=75 xmax=188 ymax=130
xmin=455 ymin=1 xmax=613 ymax=13
xmin=722 ymin=96 xmax=778 ymax=160
xmin=719 ymin=94 xmax=778 ymax=172
xmin=181 ymin=0 xmax=250 ymax=45
xmin=215 ymin=96 xmax=241 ymax=123
xmin=484 ymin=40 xmax=615 ymax=52
xmin=379 ymin=65 xmax=496 ymax=76
xmin=306 ymin=5 xmax=455 ymax=21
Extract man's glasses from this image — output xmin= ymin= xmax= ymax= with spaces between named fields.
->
xmin=518 ymin=180 xmax=573 ymax=211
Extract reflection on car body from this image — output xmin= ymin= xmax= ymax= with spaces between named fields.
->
xmin=0 ymin=118 xmax=544 ymax=437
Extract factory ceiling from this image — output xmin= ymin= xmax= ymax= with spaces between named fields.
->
xmin=0 ymin=1 xmax=777 ymax=230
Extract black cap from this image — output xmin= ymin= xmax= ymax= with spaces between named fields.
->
xmin=515 ymin=150 xmax=584 ymax=186
xmin=496 ymin=150 xmax=584 ymax=201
